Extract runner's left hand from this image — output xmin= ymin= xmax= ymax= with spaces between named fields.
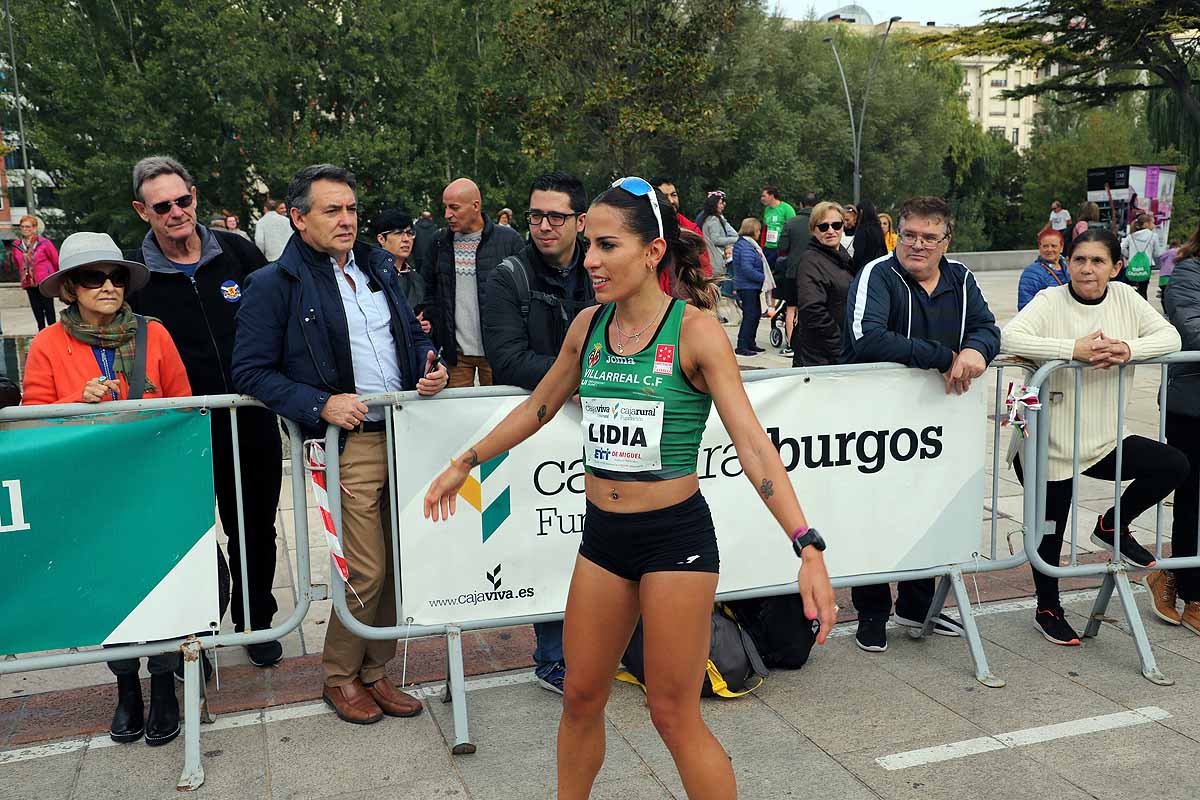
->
xmin=797 ymin=552 xmax=837 ymax=645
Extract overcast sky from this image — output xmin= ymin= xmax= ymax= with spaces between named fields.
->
xmin=775 ymin=1 xmax=1002 ymax=27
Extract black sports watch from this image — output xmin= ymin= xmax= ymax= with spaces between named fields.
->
xmin=792 ymin=527 xmax=827 ymax=558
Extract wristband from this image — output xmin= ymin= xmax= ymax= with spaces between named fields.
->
xmin=790 ymin=526 xmax=809 ymax=543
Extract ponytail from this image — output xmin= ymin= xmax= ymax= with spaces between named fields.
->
xmin=669 ymin=229 xmax=718 ymax=311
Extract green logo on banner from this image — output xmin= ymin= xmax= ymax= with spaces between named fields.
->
xmin=456 ymin=452 xmax=511 ymax=543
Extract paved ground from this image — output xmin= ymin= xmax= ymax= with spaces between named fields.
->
xmin=4 ymin=269 xmax=1199 ymax=798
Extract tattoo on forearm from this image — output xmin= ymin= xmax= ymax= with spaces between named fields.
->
xmin=465 ymin=448 xmax=480 ymax=467
xmin=537 ymin=404 xmax=547 ymax=425
xmin=760 ymin=479 xmax=774 ymax=499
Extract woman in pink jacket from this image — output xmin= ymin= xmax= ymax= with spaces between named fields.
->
xmin=13 ymin=214 xmax=60 ymax=330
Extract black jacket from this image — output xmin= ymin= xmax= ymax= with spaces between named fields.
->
xmin=842 ymin=253 xmax=1000 ymax=370
xmin=411 ymin=217 xmax=439 ymax=275
xmin=776 ymin=208 xmax=813 ymax=275
xmin=424 ymin=215 xmax=524 ymax=366
xmin=126 ymin=226 xmax=268 ymax=395
xmin=792 ymin=239 xmax=854 ymax=367
xmin=231 ymin=237 xmax=434 ymax=440
xmin=482 ymin=238 xmax=595 ymax=390
xmin=1165 ymin=257 xmax=1200 ymax=416
xmin=0 ymin=372 xmax=19 ymax=408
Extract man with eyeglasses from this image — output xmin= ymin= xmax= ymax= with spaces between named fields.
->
xmin=371 ymin=209 xmax=431 ymax=334
xmin=125 ymin=155 xmax=285 ymax=671
xmin=424 ymin=178 xmax=524 ymax=388
xmin=480 ymin=171 xmax=595 ymax=695
xmin=842 ymin=195 xmax=1000 ymax=654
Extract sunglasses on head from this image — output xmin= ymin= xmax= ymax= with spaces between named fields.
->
xmin=816 ymin=220 xmax=844 ymax=232
xmin=75 ymin=266 xmax=131 ymax=289
xmin=610 ymin=177 xmax=664 ymax=240
xmin=148 ymin=194 xmax=194 ymax=215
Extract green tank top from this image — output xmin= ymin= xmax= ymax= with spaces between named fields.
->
xmin=578 ymin=299 xmax=711 ymax=481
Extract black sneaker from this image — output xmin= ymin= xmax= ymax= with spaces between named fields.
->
xmin=780 ymin=346 xmax=794 ymax=357
xmin=246 ymin=640 xmax=283 ymax=668
xmin=1034 ymin=607 xmax=1081 ymax=645
xmin=855 ymin=617 xmax=888 ymax=652
xmin=1090 ymin=516 xmax=1156 ymax=568
xmin=173 ymin=649 xmax=213 ymax=684
xmin=893 ymin=613 xmax=964 ymax=637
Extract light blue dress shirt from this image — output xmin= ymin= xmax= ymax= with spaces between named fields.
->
xmin=333 ymin=250 xmax=404 ymax=422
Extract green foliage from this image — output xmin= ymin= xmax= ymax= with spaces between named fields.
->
xmin=5 ymin=0 xmax=1118 ymax=253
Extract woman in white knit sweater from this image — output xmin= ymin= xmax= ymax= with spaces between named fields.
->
xmin=1002 ymin=229 xmax=1187 ymax=646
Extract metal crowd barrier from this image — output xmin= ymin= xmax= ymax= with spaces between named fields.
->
xmin=322 ymin=362 xmax=1033 ymax=755
xmin=1020 ymin=352 xmax=1200 ymax=685
xmin=0 ymin=395 xmax=321 ymax=791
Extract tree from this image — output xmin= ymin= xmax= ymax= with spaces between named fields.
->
xmin=928 ymin=2 xmax=1200 ymax=129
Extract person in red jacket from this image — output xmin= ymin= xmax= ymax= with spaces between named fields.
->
xmin=653 ymin=178 xmax=713 ymax=293
xmin=21 ymin=231 xmax=191 ymax=748
xmin=12 ymin=214 xmax=60 ymax=330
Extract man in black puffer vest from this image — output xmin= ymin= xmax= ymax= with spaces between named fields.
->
xmin=125 ymin=156 xmax=283 ymax=670
xmin=482 ymin=171 xmax=594 ymax=695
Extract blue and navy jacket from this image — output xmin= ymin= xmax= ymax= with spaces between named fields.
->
xmin=1017 ymin=256 xmax=1069 ymax=310
xmin=231 ymin=236 xmax=435 ymax=440
xmin=841 ymin=253 xmax=1000 ymax=371
xmin=730 ymin=236 xmax=766 ymax=291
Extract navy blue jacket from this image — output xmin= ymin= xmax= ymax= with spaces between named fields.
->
xmin=841 ymin=254 xmax=1000 ymax=371
xmin=731 ymin=237 xmax=766 ymax=291
xmin=231 ymin=236 xmax=435 ymax=439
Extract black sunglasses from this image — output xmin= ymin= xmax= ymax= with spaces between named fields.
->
xmin=75 ymin=266 xmax=131 ymax=289
xmin=148 ymin=194 xmax=194 ymax=215
xmin=816 ymin=220 xmax=844 ymax=232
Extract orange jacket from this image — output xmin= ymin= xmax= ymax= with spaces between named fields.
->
xmin=21 ymin=320 xmax=192 ymax=404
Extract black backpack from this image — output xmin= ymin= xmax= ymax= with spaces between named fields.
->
xmin=725 ymin=594 xmax=820 ymax=670
xmin=497 ymin=255 xmax=569 ymax=324
xmin=617 ymin=605 xmax=768 ymax=698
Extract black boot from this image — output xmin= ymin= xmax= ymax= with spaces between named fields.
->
xmin=145 ymin=673 xmax=180 ymax=747
xmin=109 ymin=674 xmax=144 ymax=744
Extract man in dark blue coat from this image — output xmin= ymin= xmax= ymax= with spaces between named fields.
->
xmin=232 ymin=164 xmax=447 ymax=725
xmin=842 ymin=195 xmax=1000 ymax=655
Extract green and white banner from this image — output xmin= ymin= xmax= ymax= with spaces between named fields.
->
xmin=394 ymin=369 xmax=986 ymax=626
xmin=0 ymin=409 xmax=219 ymax=654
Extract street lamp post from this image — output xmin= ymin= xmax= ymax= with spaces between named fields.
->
xmin=824 ymin=16 xmax=901 ymax=205
xmin=3 ymin=0 xmax=35 ymax=214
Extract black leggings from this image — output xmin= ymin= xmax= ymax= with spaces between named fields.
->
xmin=1165 ymin=413 xmax=1200 ymax=602
xmin=26 ymin=288 xmax=54 ymax=330
xmin=1014 ymin=435 xmax=1188 ymax=609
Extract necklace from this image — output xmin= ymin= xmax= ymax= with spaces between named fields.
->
xmin=613 ymin=297 xmax=668 ymax=354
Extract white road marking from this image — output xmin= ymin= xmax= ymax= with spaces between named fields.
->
xmin=0 ymin=671 xmax=538 ymax=767
xmin=876 ymin=706 xmax=1172 ymax=770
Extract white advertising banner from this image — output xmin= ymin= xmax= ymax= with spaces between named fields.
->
xmin=394 ymin=369 xmax=985 ymax=626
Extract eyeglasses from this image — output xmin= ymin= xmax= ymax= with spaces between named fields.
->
xmin=816 ymin=220 xmax=844 ymax=232
xmin=526 ymin=210 xmax=579 ymax=228
xmin=148 ymin=194 xmax=194 ymax=216
xmin=75 ymin=266 xmax=131 ymax=289
xmin=898 ymin=231 xmax=950 ymax=248
xmin=610 ymin=177 xmax=664 ymax=240
xmin=382 ymin=228 xmax=416 ymax=238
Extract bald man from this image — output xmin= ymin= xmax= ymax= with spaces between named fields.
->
xmin=424 ymin=178 xmax=525 ymax=387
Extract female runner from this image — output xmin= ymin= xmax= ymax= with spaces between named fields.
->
xmin=425 ymin=177 xmax=836 ymax=799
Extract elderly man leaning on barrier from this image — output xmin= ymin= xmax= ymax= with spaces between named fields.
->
xmin=1161 ymin=221 xmax=1200 ymax=635
xmin=1003 ymin=229 xmax=1185 ymax=645
xmin=231 ymin=163 xmax=449 ymax=725
xmin=125 ymin=156 xmax=285 ymax=671
xmin=842 ymin=195 xmax=1001 ymax=654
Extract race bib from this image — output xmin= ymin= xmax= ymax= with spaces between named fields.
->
xmin=581 ymin=397 xmax=665 ymax=472
xmin=765 ymin=228 xmax=780 ymax=245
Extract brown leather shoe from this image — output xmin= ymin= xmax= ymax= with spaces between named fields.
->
xmin=323 ymin=679 xmax=383 ymax=724
xmin=1144 ymin=570 xmax=1182 ymax=625
xmin=365 ymin=679 xmax=424 ymax=718
xmin=1183 ymin=601 xmax=1200 ymax=636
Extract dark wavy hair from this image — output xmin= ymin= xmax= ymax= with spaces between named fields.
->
xmin=696 ymin=192 xmax=726 ymax=232
xmin=1066 ymin=228 xmax=1122 ymax=265
xmin=591 ymin=184 xmax=717 ymax=310
xmin=851 ymin=199 xmax=888 ymax=272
